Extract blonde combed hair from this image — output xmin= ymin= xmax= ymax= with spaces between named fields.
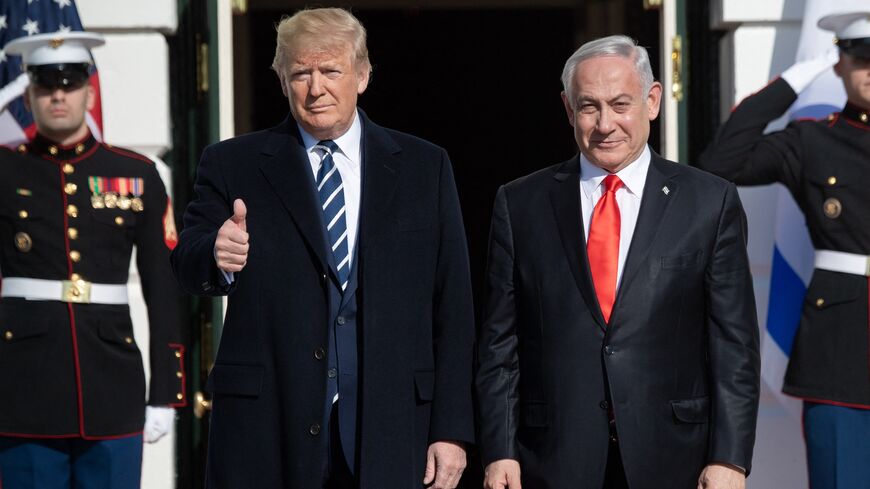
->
xmin=271 ymin=8 xmax=371 ymax=75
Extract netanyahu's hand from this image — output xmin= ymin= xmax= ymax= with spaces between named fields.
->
xmin=697 ymin=463 xmax=745 ymax=489
xmin=143 ymin=406 xmax=175 ymax=443
xmin=484 ymin=459 xmax=522 ymax=489
xmin=423 ymin=441 xmax=466 ymax=489
xmin=215 ymin=199 xmax=249 ymax=273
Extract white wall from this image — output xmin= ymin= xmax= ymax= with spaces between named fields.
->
xmin=713 ymin=1 xmax=808 ymax=488
xmin=77 ymin=1 xmax=178 ymax=487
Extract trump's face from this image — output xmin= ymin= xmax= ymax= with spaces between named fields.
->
xmin=561 ymin=55 xmax=661 ymax=173
xmin=280 ymin=43 xmax=369 ymax=141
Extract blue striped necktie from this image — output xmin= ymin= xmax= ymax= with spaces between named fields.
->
xmin=315 ymin=140 xmax=350 ymax=291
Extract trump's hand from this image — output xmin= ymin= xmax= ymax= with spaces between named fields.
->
xmin=215 ymin=199 xmax=249 ymax=273
xmin=423 ymin=441 xmax=466 ymax=489
xmin=484 ymin=459 xmax=522 ymax=489
xmin=697 ymin=463 xmax=745 ymax=489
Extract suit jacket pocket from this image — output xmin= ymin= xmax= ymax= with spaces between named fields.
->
xmin=206 ymin=364 xmax=264 ymax=397
xmin=670 ymin=396 xmax=710 ymax=424
xmin=520 ymin=401 xmax=547 ymax=428
xmin=661 ymin=250 xmax=703 ymax=269
xmin=414 ymin=369 xmax=434 ymax=402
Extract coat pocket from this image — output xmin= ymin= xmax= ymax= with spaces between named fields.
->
xmin=206 ymin=364 xmax=264 ymax=397
xmin=414 ymin=369 xmax=435 ymax=402
xmin=661 ymin=250 xmax=703 ymax=269
xmin=670 ymin=396 xmax=710 ymax=424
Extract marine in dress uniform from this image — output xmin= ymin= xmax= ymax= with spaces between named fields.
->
xmin=0 ymin=32 xmax=185 ymax=489
xmin=699 ymin=11 xmax=870 ymax=489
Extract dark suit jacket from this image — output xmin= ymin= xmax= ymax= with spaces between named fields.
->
xmin=170 ymin=111 xmax=475 ymax=488
xmin=476 ymin=153 xmax=760 ymax=489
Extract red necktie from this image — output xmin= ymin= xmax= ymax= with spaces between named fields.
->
xmin=587 ymin=174 xmax=623 ymax=324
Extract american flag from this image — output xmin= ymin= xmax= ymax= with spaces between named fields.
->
xmin=0 ymin=0 xmax=102 ymax=147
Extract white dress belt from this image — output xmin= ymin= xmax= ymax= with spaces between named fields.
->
xmin=814 ymin=250 xmax=870 ymax=277
xmin=1 ymin=277 xmax=128 ymax=304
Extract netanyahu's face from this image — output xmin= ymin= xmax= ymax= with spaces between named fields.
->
xmin=280 ymin=43 xmax=369 ymax=140
xmin=561 ymin=55 xmax=662 ymax=173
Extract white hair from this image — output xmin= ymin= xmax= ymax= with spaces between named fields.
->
xmin=561 ymin=35 xmax=655 ymax=103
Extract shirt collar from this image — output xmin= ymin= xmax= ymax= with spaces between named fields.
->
xmin=297 ymin=109 xmax=363 ymax=168
xmin=579 ymin=145 xmax=651 ymax=199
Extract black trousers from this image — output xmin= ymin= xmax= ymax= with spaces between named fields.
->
xmin=324 ymin=406 xmax=355 ymax=489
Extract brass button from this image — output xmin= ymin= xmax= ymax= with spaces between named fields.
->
xmin=114 ymin=216 xmax=125 ymax=226
xmin=4 ymin=331 xmax=12 ymax=340
xmin=70 ymin=273 xmax=82 ymax=281
xmin=75 ymin=143 xmax=85 ymax=155
xmin=63 ymin=163 xmax=74 ymax=174
xmin=827 ymin=176 xmax=837 ymax=186
xmin=17 ymin=144 xmax=27 ymax=153
xmin=175 ymin=351 xmax=182 ymax=358
xmin=861 ymin=112 xmax=868 ymax=123
xmin=816 ymin=298 xmax=825 ymax=307
xmin=66 ymin=205 xmax=78 ymax=218
xmin=69 ymin=250 xmax=81 ymax=262
xmin=49 ymin=145 xmax=58 ymax=156
xmin=14 ymin=232 xmax=32 ymax=252
xmin=18 ymin=210 xmax=28 ymax=219
xmin=176 ymin=371 xmax=183 ymax=378
xmin=124 ymin=336 xmax=133 ymax=344
xmin=176 ymin=393 xmax=184 ymax=400
xmin=68 ymin=227 xmax=79 ymax=240
xmin=64 ymin=182 xmax=78 ymax=195
xmin=71 ymin=287 xmax=80 ymax=297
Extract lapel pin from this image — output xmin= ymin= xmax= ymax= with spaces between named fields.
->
xmin=662 ymin=186 xmax=670 ymax=195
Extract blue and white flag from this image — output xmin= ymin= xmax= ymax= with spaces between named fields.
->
xmin=762 ymin=0 xmax=847 ymax=416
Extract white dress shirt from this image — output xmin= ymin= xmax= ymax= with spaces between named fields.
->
xmin=298 ymin=110 xmax=363 ymax=266
xmin=579 ymin=145 xmax=651 ymax=290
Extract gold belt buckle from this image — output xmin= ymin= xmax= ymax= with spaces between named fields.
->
xmin=62 ymin=279 xmax=92 ymax=303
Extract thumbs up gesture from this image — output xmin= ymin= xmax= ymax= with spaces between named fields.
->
xmin=215 ymin=199 xmax=249 ymax=273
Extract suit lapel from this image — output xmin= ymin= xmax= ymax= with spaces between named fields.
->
xmin=613 ymin=154 xmax=680 ymax=312
xmin=550 ymin=157 xmax=607 ymax=330
xmin=258 ymin=117 xmax=331 ymax=271
xmin=357 ymin=110 xmax=402 ymax=252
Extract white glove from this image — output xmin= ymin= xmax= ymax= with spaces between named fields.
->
xmin=781 ymin=48 xmax=839 ymax=93
xmin=143 ymin=406 xmax=175 ymax=443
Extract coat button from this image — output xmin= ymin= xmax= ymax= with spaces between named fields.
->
xmin=69 ymin=250 xmax=81 ymax=262
xmin=314 ymin=348 xmax=325 ymax=360
xmin=4 ymin=331 xmax=12 ymax=341
xmin=63 ymin=163 xmax=74 ymax=174
xmin=815 ymin=298 xmax=825 ymax=307
xmin=64 ymin=182 xmax=78 ymax=195
xmin=599 ymin=400 xmax=609 ymax=410
xmin=18 ymin=210 xmax=28 ymax=219
xmin=336 ymin=316 xmax=346 ymax=326
xmin=603 ymin=345 xmax=614 ymax=356
xmin=66 ymin=205 xmax=78 ymax=218
xmin=328 ymin=368 xmax=337 ymax=379
xmin=68 ymin=227 xmax=79 ymax=240
xmin=309 ymin=423 xmax=321 ymax=435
